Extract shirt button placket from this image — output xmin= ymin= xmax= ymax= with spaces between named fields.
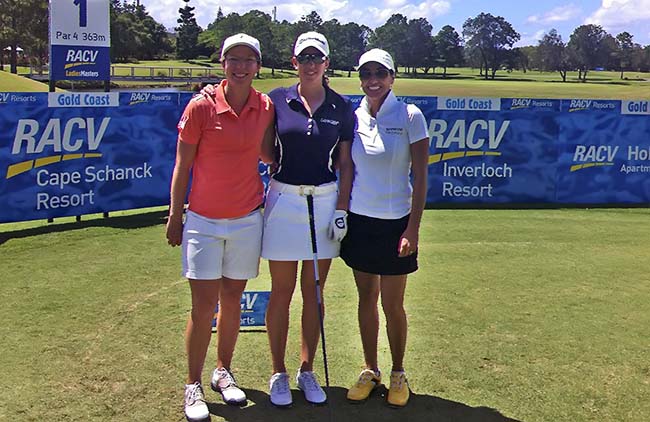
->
xmin=307 ymin=117 xmax=313 ymax=136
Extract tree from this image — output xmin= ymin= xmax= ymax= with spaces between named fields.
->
xmin=505 ymin=47 xmax=531 ymax=72
xmin=536 ymin=29 xmax=571 ymax=81
xmin=630 ymin=44 xmax=647 ymax=72
xmin=0 ymin=0 xmax=48 ymax=73
xmin=462 ymin=12 xmax=520 ymax=80
xmin=269 ymin=20 xmax=294 ymax=71
xmin=176 ymin=0 xmax=201 ymax=61
xmin=136 ymin=5 xmax=173 ymax=60
xmin=241 ymin=10 xmax=274 ymax=76
xmin=405 ymin=18 xmax=434 ymax=74
xmin=371 ymin=14 xmax=409 ymax=72
xmin=198 ymin=11 xmax=244 ymax=62
xmin=567 ymin=24 xmax=611 ymax=82
xmin=322 ymin=20 xmax=369 ymax=75
xmin=615 ymin=32 xmax=635 ymax=79
xmin=433 ymin=25 xmax=464 ymax=76
xmin=294 ymin=11 xmax=323 ymax=38
xmin=110 ymin=2 xmax=172 ymax=62
xmin=519 ymin=46 xmax=538 ymax=72
xmin=198 ymin=7 xmax=224 ymax=60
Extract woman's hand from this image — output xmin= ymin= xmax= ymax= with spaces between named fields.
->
xmin=199 ymin=84 xmax=217 ymax=103
xmin=397 ymin=225 xmax=419 ymax=257
xmin=165 ymin=214 xmax=183 ymax=247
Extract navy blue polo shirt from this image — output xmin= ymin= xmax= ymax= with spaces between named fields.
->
xmin=269 ymin=84 xmax=355 ymax=186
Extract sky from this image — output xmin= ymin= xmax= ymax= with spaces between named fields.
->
xmin=136 ymin=0 xmax=650 ymax=46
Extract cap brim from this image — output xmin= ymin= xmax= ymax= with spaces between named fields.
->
xmin=221 ymin=42 xmax=261 ymax=60
xmin=294 ymin=42 xmax=329 ymax=57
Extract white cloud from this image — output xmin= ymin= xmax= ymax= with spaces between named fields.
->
xmin=586 ymin=0 xmax=650 ymax=28
xmin=527 ymin=4 xmax=581 ymax=24
xmin=385 ymin=0 xmax=409 ymax=6
xmin=516 ymin=29 xmax=547 ymax=47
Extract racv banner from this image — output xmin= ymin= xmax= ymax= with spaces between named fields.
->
xmin=413 ymin=96 xmax=560 ymax=204
xmin=556 ymin=99 xmax=650 ymax=204
xmin=0 ymin=92 xmax=187 ymax=223
xmin=1 ymin=92 xmax=650 ymax=223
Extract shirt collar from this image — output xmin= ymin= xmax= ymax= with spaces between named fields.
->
xmin=286 ymin=83 xmax=336 ymax=110
xmin=360 ymin=90 xmax=398 ymax=118
xmin=286 ymin=83 xmax=301 ymax=103
xmin=214 ymin=80 xmax=259 ymax=114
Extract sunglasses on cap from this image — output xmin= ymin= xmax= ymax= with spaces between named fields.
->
xmin=296 ymin=53 xmax=326 ymax=64
xmin=359 ymin=68 xmax=391 ymax=80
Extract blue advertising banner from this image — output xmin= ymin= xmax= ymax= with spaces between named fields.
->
xmin=0 ymin=92 xmax=182 ymax=223
xmin=556 ymin=99 xmax=650 ymax=204
xmin=2 ymin=92 xmax=649 ymax=224
xmin=212 ymin=291 xmax=270 ymax=329
xmin=422 ymin=96 xmax=560 ymax=204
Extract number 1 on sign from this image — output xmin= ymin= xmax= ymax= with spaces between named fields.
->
xmin=73 ymin=0 xmax=87 ymax=27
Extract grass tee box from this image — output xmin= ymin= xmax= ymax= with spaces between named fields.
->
xmin=0 ymin=208 xmax=648 ymax=421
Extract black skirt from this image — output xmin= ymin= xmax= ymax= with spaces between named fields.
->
xmin=340 ymin=212 xmax=418 ymax=275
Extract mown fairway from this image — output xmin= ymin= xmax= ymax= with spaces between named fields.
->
xmin=4 ymin=64 xmax=650 ymax=98
xmin=1 ymin=208 xmax=649 ymax=421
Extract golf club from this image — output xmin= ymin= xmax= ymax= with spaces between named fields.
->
xmin=305 ymin=191 xmax=330 ymax=388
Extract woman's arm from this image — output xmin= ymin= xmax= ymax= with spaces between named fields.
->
xmin=335 ymin=140 xmax=353 ymax=211
xmin=166 ymin=141 xmax=198 ymax=247
xmin=260 ymin=120 xmax=276 ymax=165
xmin=398 ymin=138 xmax=429 ymax=257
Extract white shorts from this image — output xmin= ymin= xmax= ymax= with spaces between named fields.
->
xmin=182 ymin=209 xmax=263 ymax=280
xmin=262 ymin=179 xmax=339 ymax=261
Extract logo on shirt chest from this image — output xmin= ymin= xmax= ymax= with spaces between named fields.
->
xmin=385 ymin=127 xmax=404 ymax=135
xmin=320 ymin=118 xmax=340 ymax=126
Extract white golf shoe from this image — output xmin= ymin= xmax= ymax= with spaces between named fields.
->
xmin=269 ymin=372 xmax=292 ymax=407
xmin=296 ymin=370 xmax=327 ymax=405
xmin=210 ymin=367 xmax=247 ymax=405
xmin=184 ymin=382 xmax=210 ymax=421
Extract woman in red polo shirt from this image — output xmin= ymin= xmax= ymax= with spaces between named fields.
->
xmin=166 ymin=34 xmax=275 ymax=422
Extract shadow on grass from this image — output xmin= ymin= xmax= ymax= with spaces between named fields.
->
xmin=207 ymin=387 xmax=520 ymax=422
xmin=0 ymin=210 xmax=168 ymax=245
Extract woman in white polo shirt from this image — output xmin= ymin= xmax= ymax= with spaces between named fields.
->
xmin=340 ymin=49 xmax=429 ymax=408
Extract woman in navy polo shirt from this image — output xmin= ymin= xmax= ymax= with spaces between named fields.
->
xmin=262 ymin=31 xmax=354 ymax=407
xmin=341 ymin=49 xmax=429 ymax=408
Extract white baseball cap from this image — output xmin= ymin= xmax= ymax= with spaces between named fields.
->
xmin=357 ymin=48 xmax=395 ymax=72
xmin=220 ymin=33 xmax=261 ymax=61
xmin=294 ymin=32 xmax=330 ymax=57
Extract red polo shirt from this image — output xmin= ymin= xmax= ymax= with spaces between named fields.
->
xmin=177 ymin=80 xmax=274 ymax=218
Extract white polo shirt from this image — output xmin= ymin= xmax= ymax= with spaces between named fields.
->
xmin=350 ymin=91 xmax=429 ymax=219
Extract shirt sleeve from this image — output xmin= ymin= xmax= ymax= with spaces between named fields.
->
xmin=406 ymin=104 xmax=429 ymax=145
xmin=339 ymin=99 xmax=356 ymax=142
xmin=177 ymin=96 xmax=207 ymax=145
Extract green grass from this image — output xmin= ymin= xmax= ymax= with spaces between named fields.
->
xmin=0 ymin=69 xmax=51 ymax=91
xmin=254 ymin=76 xmax=650 ymax=99
xmin=1 ymin=208 xmax=649 ymax=421
xmin=5 ymin=62 xmax=650 ymax=98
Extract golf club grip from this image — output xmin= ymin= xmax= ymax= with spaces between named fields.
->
xmin=306 ymin=194 xmax=318 ymax=254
